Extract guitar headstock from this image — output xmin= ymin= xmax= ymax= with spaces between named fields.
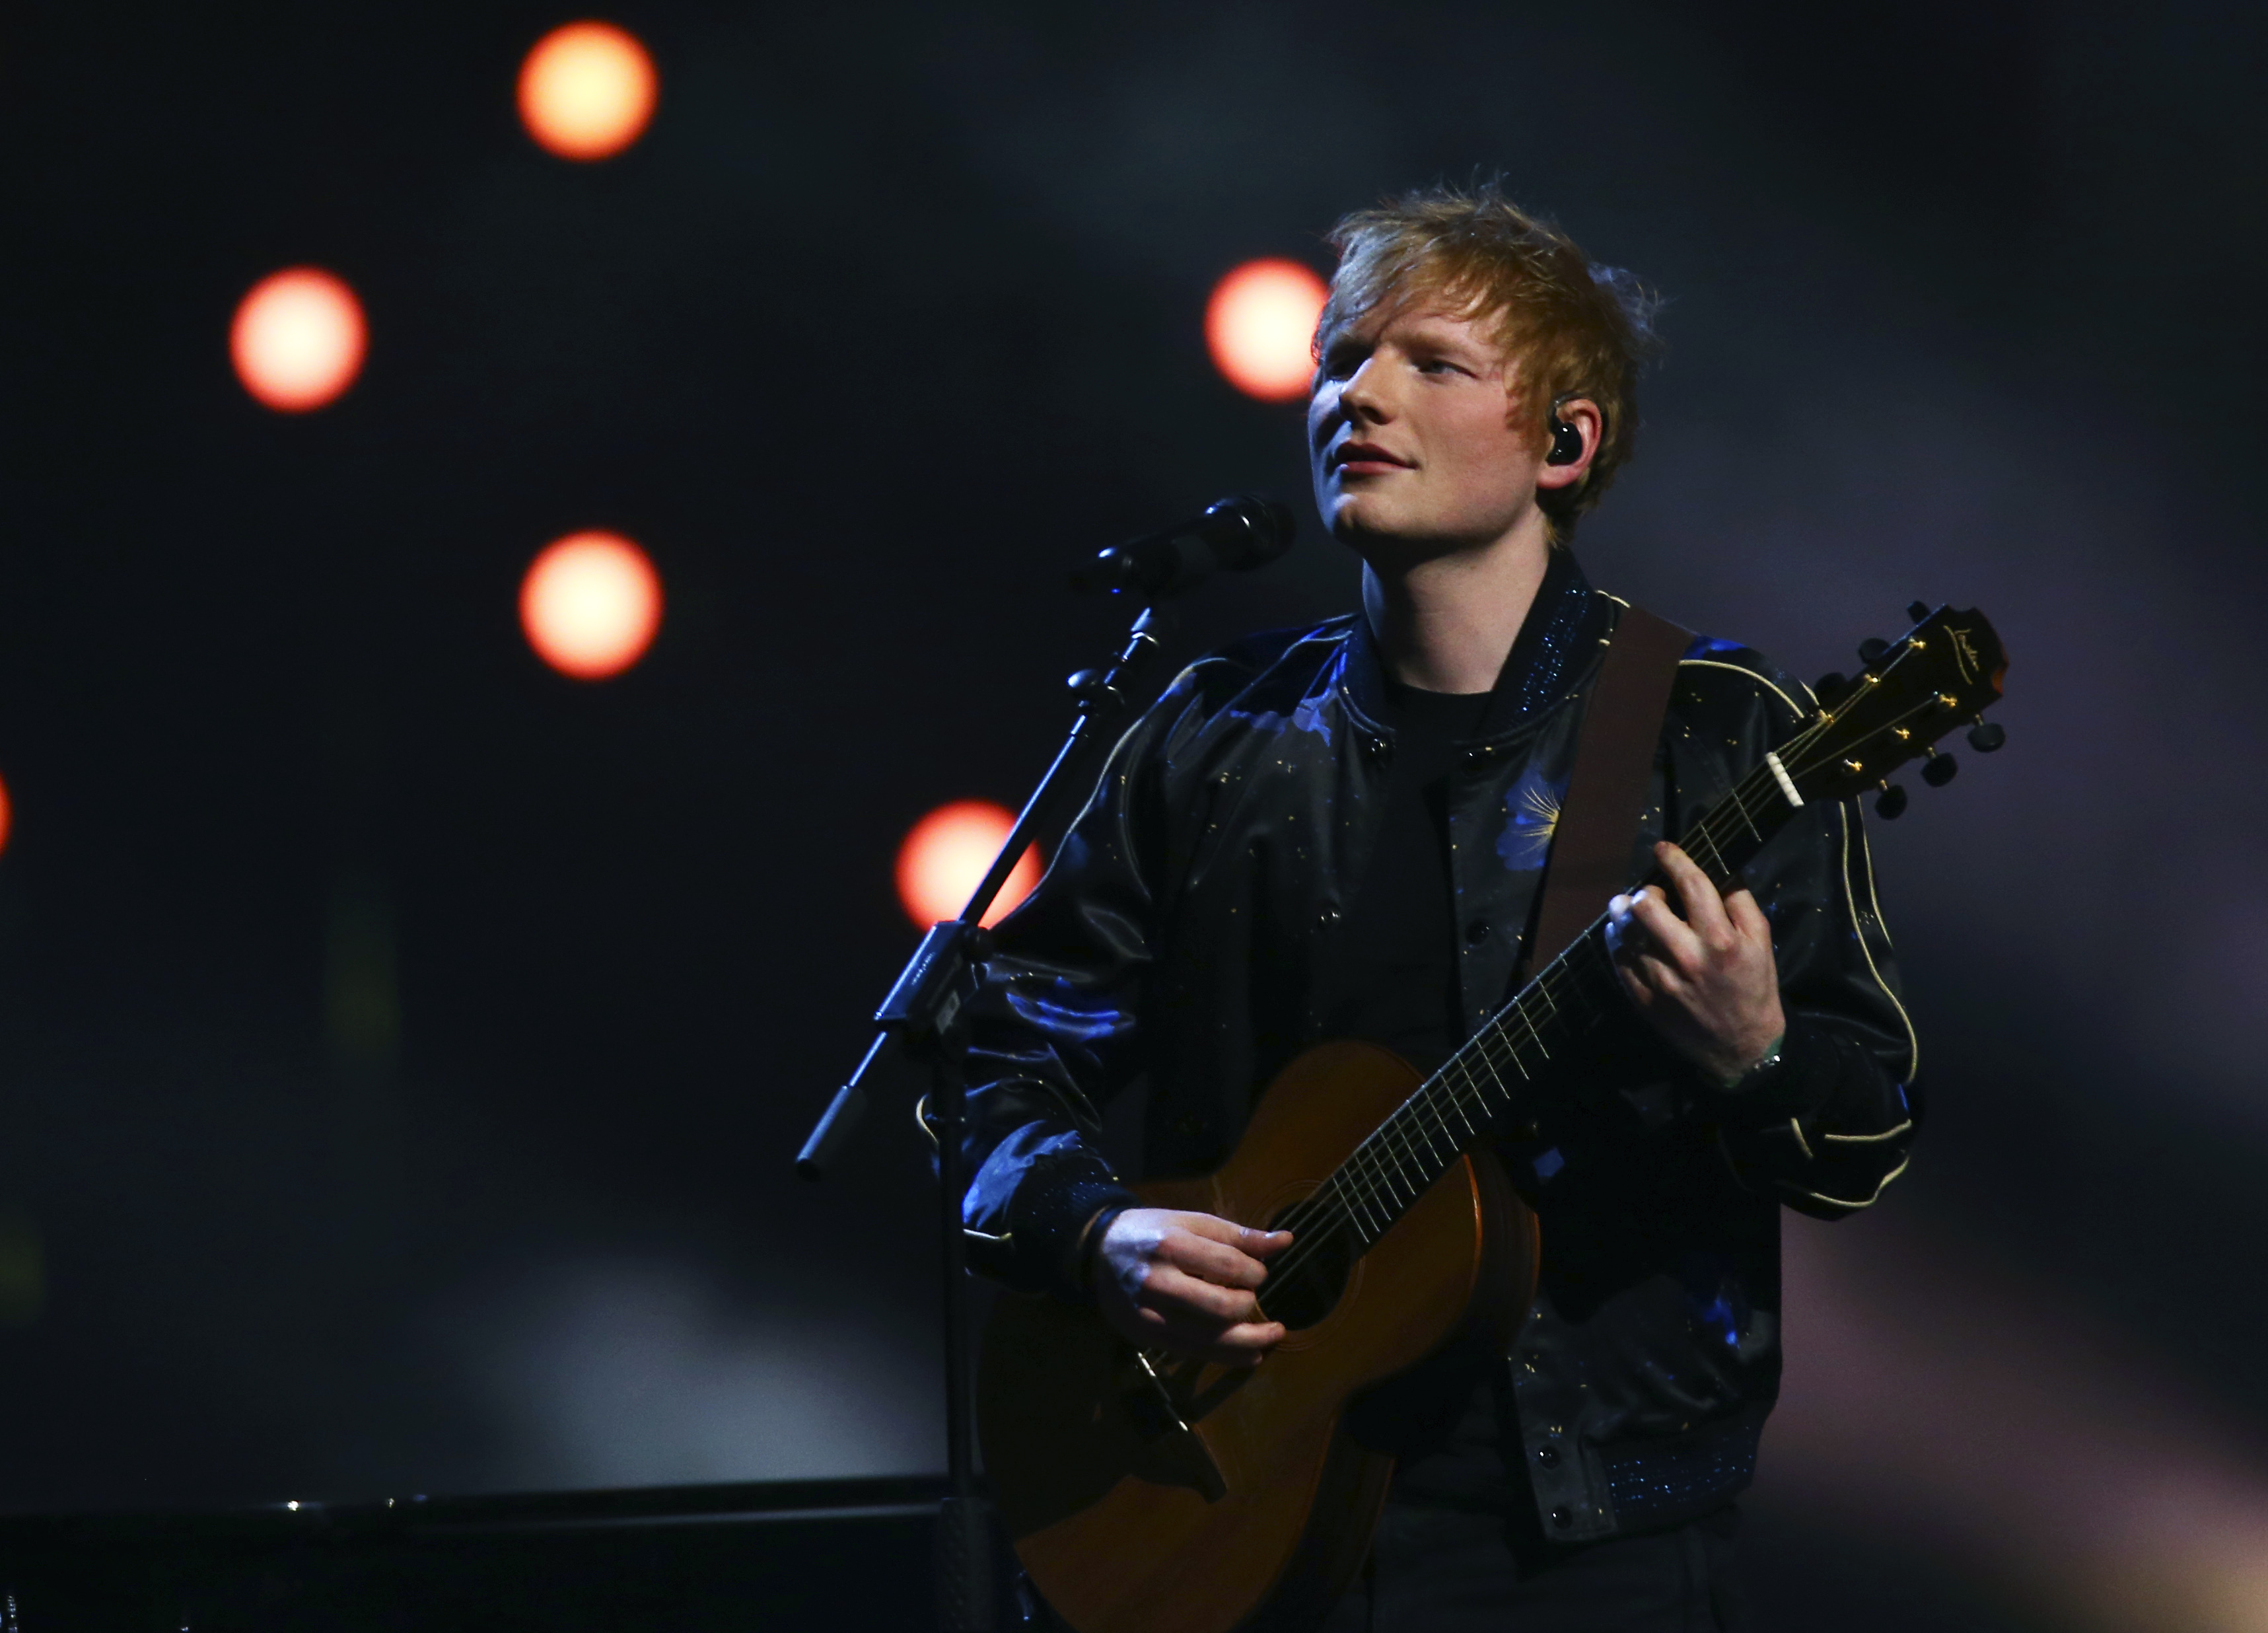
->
xmin=1792 ymin=603 xmax=2008 ymax=819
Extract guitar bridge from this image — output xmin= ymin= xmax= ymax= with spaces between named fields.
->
xmin=1118 ymin=1351 xmax=1228 ymax=1501
xmin=1121 ymin=1351 xmax=1191 ymax=1441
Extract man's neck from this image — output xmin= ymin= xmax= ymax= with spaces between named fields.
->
xmin=1359 ymin=510 xmax=1554 ymax=696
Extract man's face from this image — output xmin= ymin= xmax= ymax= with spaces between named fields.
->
xmin=1307 ymin=302 xmax=1544 ymax=562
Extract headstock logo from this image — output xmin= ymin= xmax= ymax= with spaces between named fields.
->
xmin=1948 ymin=626 xmax=1980 ymax=682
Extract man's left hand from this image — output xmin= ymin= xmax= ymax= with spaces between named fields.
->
xmin=1606 ymin=841 xmax=1786 ymax=1086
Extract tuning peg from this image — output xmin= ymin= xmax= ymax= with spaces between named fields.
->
xmin=1907 ymin=600 xmax=1931 ymax=623
xmin=1814 ymin=671 xmax=1846 ymax=701
xmin=1921 ymin=752 xmax=1958 ymax=787
xmin=1858 ymin=637 xmax=1890 ymax=664
xmin=1966 ymin=720 xmax=2005 ymax=753
xmin=1874 ymin=783 xmax=1909 ymax=820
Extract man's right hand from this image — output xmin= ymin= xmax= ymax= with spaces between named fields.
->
xmin=1088 ymin=1208 xmax=1293 ymax=1367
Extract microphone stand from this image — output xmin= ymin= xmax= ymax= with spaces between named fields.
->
xmin=797 ymin=601 xmax=1177 ymax=1633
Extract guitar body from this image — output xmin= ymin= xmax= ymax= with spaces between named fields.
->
xmin=978 ymin=1040 xmax=1539 ymax=1633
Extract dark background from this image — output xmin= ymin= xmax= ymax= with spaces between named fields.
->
xmin=1 ymin=2 xmax=2264 ymax=1628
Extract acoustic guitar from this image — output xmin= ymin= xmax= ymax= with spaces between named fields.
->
xmin=979 ymin=604 xmax=2008 ymax=1633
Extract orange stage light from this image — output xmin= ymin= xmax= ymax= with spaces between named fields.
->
xmin=897 ymin=801 xmax=1041 ymax=929
xmin=1206 ymin=259 xmax=1328 ymax=402
xmin=518 ymin=22 xmax=658 ymax=161
xmin=230 ymin=269 xmax=367 ymax=413
xmin=0 ymin=774 xmax=12 ymax=857
xmin=520 ymin=532 xmax=663 ymax=680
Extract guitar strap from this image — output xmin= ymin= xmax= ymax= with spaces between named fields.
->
xmin=1523 ymin=603 xmax=1691 ymax=974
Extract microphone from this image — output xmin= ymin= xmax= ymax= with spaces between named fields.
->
xmin=1069 ymin=495 xmax=1297 ymax=600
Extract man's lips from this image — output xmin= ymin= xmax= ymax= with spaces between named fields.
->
xmin=1329 ymin=441 xmax=1411 ymax=475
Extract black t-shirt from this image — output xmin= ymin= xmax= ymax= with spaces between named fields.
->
xmin=1314 ymin=679 xmax=1538 ymax=1527
xmin=1316 ymin=679 xmax=1491 ymax=1073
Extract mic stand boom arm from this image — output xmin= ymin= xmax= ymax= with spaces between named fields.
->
xmin=794 ymin=601 xmax=1176 ymax=1633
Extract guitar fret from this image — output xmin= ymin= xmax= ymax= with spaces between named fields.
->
xmin=1358 ymin=1147 xmax=1396 ymax=1214
xmin=1423 ymin=1085 xmax=1455 ymax=1143
xmin=1503 ymin=1000 xmax=1549 ymax=1064
xmin=1349 ymin=1179 xmax=1386 ymax=1242
xmin=1728 ymin=783 xmax=1762 ymax=844
xmin=1470 ymin=1025 xmax=1524 ymax=1089
xmin=1337 ymin=1147 xmax=1382 ymax=1219
xmin=1347 ymin=1179 xmax=1383 ymax=1239
xmin=1410 ymin=1103 xmax=1456 ymax=1177
xmin=1444 ymin=1063 xmax=1483 ymax=1137
xmin=1384 ymin=1114 xmax=1428 ymax=1189
xmin=1427 ymin=1097 xmax=1457 ymax=1150
xmin=1332 ymin=1180 xmax=1378 ymax=1245
xmin=1380 ymin=1138 xmax=1419 ymax=1204
xmin=1348 ymin=1167 xmax=1390 ymax=1231
xmin=1406 ymin=1084 xmax=1442 ymax=1161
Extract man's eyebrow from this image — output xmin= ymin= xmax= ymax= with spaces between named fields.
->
xmin=1399 ymin=318 xmax=1484 ymax=350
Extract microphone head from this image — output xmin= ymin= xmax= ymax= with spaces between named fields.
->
xmin=1194 ymin=495 xmax=1297 ymax=571
xmin=1069 ymin=495 xmax=1298 ymax=599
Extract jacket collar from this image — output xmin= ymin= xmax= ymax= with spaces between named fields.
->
xmin=1340 ymin=546 xmax=1611 ymax=739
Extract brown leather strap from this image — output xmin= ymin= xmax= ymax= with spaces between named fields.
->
xmin=1526 ymin=604 xmax=1690 ymax=970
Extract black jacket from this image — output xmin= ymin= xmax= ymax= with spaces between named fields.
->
xmin=957 ymin=552 xmax=1917 ymax=1542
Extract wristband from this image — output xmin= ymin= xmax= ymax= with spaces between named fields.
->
xmin=1073 ymin=1204 xmax=1130 ymax=1297
xmin=1712 ymin=1032 xmax=1785 ymax=1092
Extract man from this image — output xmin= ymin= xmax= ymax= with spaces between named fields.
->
xmin=958 ymin=184 xmax=1915 ymax=1630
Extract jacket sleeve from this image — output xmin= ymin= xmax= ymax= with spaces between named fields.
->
xmin=1674 ymin=657 xmax=1921 ymax=1218
xmin=950 ymin=686 xmax=1185 ymax=1296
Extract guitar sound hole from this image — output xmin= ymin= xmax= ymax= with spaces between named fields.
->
xmin=1257 ymin=1213 xmax=1353 ymax=1331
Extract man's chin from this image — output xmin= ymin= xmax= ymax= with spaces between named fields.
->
xmin=1329 ymin=497 xmax=1544 ymax=568
xmin=1330 ymin=509 xmax=1466 ymax=565
xmin=1324 ymin=494 xmax=1415 ymax=547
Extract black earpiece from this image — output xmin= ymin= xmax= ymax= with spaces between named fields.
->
xmin=1546 ymin=417 xmax=1583 ymax=466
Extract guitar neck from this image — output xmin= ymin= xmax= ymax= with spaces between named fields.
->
xmin=1311 ymin=744 xmax=1814 ymax=1253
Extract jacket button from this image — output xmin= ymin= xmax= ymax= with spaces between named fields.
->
xmin=1536 ymin=1444 xmax=1561 ymax=1469
xmin=1464 ymin=920 xmax=1489 ymax=946
xmin=1365 ymin=734 xmax=1389 ymax=758
xmin=1549 ymin=1505 xmax=1573 ymax=1529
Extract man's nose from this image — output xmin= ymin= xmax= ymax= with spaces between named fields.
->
xmin=1338 ymin=356 xmax=1389 ymax=421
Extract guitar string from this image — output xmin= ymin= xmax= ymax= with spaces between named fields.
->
xmin=1258 ymin=683 xmax=1948 ymax=1292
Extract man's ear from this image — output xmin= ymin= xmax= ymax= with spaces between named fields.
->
xmin=1536 ymin=398 xmax=1604 ymax=493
